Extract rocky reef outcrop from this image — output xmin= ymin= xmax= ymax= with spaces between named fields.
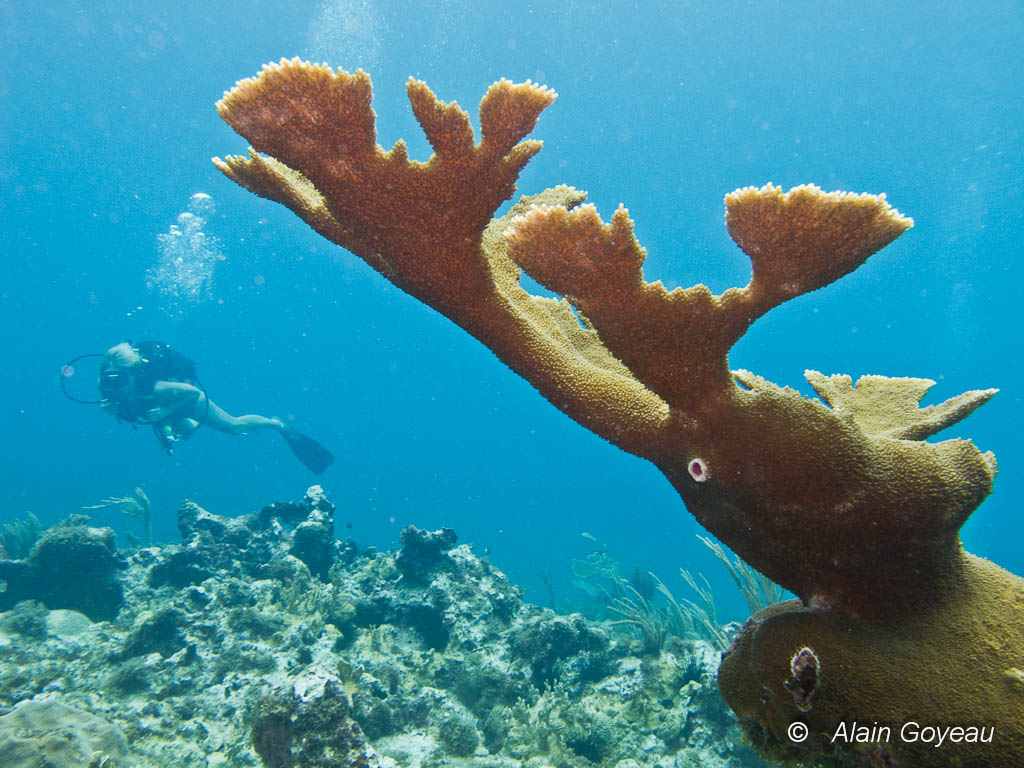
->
xmin=0 ymin=520 xmax=126 ymax=622
xmin=0 ymin=698 xmax=130 ymax=768
xmin=0 ymin=487 xmax=759 ymax=767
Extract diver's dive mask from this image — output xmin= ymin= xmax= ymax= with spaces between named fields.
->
xmin=98 ymin=369 xmax=134 ymax=394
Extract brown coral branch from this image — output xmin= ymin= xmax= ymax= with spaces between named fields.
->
xmin=805 ymin=370 xmax=998 ymax=440
xmin=724 ymin=184 xmax=913 ymax=307
xmin=214 ymin=59 xmax=668 ymax=457
xmin=215 ymin=60 xmax=555 ymax=313
xmin=506 ymin=184 xmax=913 ymax=412
xmin=507 ymin=203 xmax=734 ymax=409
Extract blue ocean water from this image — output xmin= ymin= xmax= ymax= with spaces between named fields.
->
xmin=2 ymin=0 xmax=1021 ymax=621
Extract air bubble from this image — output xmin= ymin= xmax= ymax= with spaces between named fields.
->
xmin=147 ymin=193 xmax=225 ymax=315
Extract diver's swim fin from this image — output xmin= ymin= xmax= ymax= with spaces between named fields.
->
xmin=281 ymin=427 xmax=335 ymax=475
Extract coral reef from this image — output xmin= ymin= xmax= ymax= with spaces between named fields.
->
xmin=0 ymin=488 xmax=758 ymax=767
xmin=0 ymin=599 xmax=50 ymax=640
xmin=0 ymin=698 xmax=130 ymax=768
xmin=258 ymin=485 xmax=336 ymax=579
xmin=213 ymin=59 xmax=1024 ymax=766
xmin=0 ymin=519 xmax=126 ymax=622
xmin=395 ymin=525 xmax=458 ymax=584
xmin=250 ymin=676 xmax=380 ymax=768
xmin=150 ymin=484 xmax=339 ymax=589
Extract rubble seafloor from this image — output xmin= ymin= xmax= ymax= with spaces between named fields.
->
xmin=0 ymin=487 xmax=766 ymax=768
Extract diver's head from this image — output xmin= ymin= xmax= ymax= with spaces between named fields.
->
xmin=98 ymin=342 xmax=142 ymax=402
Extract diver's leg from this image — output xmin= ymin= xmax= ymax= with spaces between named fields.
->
xmin=191 ymin=394 xmax=283 ymax=436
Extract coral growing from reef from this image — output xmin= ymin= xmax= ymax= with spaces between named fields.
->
xmin=0 ymin=511 xmax=43 ymax=560
xmin=258 ymin=485 xmax=336 ymax=579
xmin=394 ymin=525 xmax=458 ymax=584
xmin=0 ymin=599 xmax=50 ymax=640
xmin=83 ymin=487 xmax=152 ymax=545
xmin=250 ymin=679 xmax=380 ymax=768
xmin=0 ymin=519 xmax=126 ymax=622
xmin=214 ymin=59 xmax=1024 ymax=766
xmin=0 ymin=698 xmax=129 ymax=768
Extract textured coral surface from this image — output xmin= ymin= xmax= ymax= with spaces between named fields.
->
xmin=214 ymin=60 xmax=1024 ymax=766
xmin=720 ymin=554 xmax=1024 ymax=768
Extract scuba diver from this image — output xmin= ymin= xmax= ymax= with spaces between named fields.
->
xmin=64 ymin=340 xmax=334 ymax=474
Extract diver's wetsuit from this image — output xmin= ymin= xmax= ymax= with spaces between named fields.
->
xmin=100 ymin=341 xmax=202 ymax=452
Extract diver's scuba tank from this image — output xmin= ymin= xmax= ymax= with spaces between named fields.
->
xmin=155 ymin=423 xmax=179 ymax=455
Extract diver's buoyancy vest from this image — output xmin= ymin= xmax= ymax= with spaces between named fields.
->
xmin=132 ymin=341 xmax=197 ymax=392
xmin=108 ymin=341 xmax=198 ymax=424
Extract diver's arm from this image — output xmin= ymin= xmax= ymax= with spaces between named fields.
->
xmin=148 ymin=381 xmax=203 ymax=422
